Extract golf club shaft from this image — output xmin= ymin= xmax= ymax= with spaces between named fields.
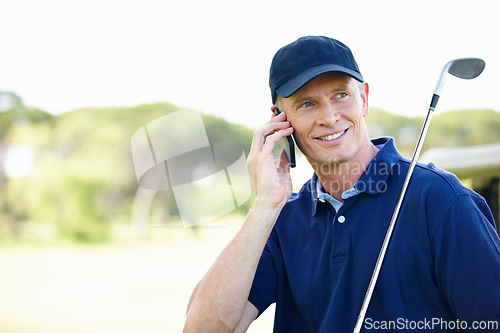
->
xmin=352 ymin=57 xmax=484 ymax=333
xmin=353 ymin=108 xmax=435 ymax=333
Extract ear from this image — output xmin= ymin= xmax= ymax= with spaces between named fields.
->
xmin=360 ymin=82 xmax=370 ymax=117
xmin=271 ymin=105 xmax=280 ymax=117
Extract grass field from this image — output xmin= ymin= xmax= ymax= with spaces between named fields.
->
xmin=0 ymin=221 xmax=275 ymax=332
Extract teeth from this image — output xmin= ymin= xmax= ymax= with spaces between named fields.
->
xmin=319 ymin=130 xmax=345 ymax=141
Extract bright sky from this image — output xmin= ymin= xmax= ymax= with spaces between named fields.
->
xmin=1 ymin=0 xmax=499 ymax=128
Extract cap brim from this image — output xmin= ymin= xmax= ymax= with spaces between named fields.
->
xmin=275 ymin=64 xmax=364 ymax=99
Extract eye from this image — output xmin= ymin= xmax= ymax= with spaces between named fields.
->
xmin=334 ymin=92 xmax=348 ymax=99
xmin=298 ymin=101 xmax=313 ymax=109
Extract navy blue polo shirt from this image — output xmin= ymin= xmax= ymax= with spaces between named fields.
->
xmin=248 ymin=137 xmax=500 ymax=332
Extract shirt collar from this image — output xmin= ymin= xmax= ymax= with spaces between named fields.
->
xmin=354 ymin=137 xmax=403 ymax=194
xmin=310 ymin=137 xmax=403 ymax=216
xmin=316 ymin=178 xmax=361 ymax=212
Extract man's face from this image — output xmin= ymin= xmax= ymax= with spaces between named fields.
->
xmin=280 ymin=73 xmax=370 ymax=168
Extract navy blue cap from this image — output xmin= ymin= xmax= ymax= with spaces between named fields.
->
xmin=269 ymin=36 xmax=364 ymax=103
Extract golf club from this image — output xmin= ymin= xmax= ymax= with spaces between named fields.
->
xmin=353 ymin=57 xmax=486 ymax=333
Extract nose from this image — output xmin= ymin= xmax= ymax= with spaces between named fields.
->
xmin=316 ymin=102 xmax=339 ymax=126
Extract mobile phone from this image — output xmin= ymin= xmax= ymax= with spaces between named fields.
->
xmin=274 ymin=107 xmax=296 ymax=168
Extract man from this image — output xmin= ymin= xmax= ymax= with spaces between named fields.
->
xmin=184 ymin=36 xmax=500 ymax=332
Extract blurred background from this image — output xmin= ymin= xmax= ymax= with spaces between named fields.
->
xmin=1 ymin=0 xmax=500 ymax=332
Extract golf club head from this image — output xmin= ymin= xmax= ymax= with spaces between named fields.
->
xmin=448 ymin=58 xmax=485 ymax=79
xmin=431 ymin=57 xmax=486 ymax=109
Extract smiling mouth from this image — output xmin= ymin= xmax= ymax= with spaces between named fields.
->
xmin=318 ymin=130 xmax=346 ymax=141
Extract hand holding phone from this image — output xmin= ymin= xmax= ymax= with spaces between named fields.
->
xmin=274 ymin=108 xmax=296 ymax=168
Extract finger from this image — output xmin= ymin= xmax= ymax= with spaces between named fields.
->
xmin=248 ymin=125 xmax=292 ymax=169
xmin=270 ymin=109 xmax=287 ymax=120
xmin=251 ymin=120 xmax=291 ymax=151
xmin=260 ymin=127 xmax=294 ymax=156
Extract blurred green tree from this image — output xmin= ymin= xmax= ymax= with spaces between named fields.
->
xmin=1 ymin=96 xmax=499 ymax=243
